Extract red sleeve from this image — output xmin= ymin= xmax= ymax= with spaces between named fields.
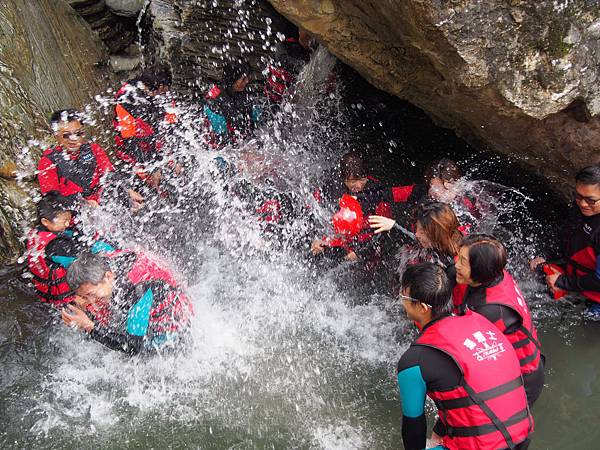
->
xmin=391 ymin=185 xmax=415 ymax=203
xmin=37 ymin=155 xmax=60 ymax=195
xmin=91 ymin=143 xmax=114 ymax=175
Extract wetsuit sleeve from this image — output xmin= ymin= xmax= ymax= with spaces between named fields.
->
xmin=37 ymin=156 xmax=60 ymax=195
xmin=89 ymin=326 xmax=144 ymax=355
xmin=397 ymin=351 xmax=428 ymax=450
xmin=555 ymin=231 xmax=600 ymax=293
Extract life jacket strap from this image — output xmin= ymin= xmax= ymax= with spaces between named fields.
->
xmin=435 ymin=376 xmax=523 ymax=410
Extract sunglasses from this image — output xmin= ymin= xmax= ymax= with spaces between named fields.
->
xmin=575 ymin=192 xmax=600 ymax=207
xmin=60 ymin=130 xmax=85 ymax=140
xmin=398 ymin=293 xmax=433 ymax=309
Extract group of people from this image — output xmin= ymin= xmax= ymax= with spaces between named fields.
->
xmin=21 ymin=21 xmax=600 ymax=449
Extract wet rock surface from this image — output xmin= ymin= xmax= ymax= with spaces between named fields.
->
xmin=267 ymin=0 xmax=600 ymax=189
xmin=0 ymin=0 xmax=111 ymax=264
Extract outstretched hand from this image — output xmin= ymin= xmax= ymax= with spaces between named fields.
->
xmin=368 ymin=215 xmax=396 ymax=234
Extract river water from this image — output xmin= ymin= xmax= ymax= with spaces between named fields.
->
xmin=1 ymin=49 xmax=598 ymax=450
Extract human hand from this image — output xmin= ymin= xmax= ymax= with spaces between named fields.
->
xmin=427 ymin=431 xmax=444 ymax=448
xmin=61 ymin=304 xmax=94 ymax=332
xmin=127 ymin=189 xmax=145 ymax=213
xmin=344 ymin=251 xmax=359 ymax=262
xmin=545 ymin=271 xmax=561 ymax=292
xmin=529 ymin=256 xmax=546 ymax=272
xmin=311 ymin=239 xmax=325 ymax=255
xmin=369 ymin=215 xmax=396 ymax=234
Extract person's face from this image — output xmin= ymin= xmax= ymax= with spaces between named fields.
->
xmin=41 ymin=211 xmax=72 ymax=232
xmin=75 ymin=272 xmax=115 ymax=306
xmin=54 ymin=120 xmax=85 ymax=152
xmin=233 ymin=75 xmax=249 ymax=92
xmin=344 ymin=176 xmax=368 ymax=194
xmin=415 ymin=221 xmax=432 ymax=248
xmin=455 ymin=246 xmax=475 ymax=286
xmin=400 ymin=287 xmax=431 ymax=323
xmin=575 ymin=183 xmax=600 ymax=216
xmin=429 ymin=177 xmax=457 ymax=202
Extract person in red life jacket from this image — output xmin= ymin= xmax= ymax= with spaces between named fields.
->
xmin=264 ymin=24 xmax=314 ymax=103
xmin=456 ymin=234 xmax=545 ymax=407
xmin=204 ymin=60 xmax=261 ymax=148
xmin=113 ymin=66 xmax=181 ymax=193
xmin=397 ymin=263 xmax=533 ymax=450
xmin=38 ymin=109 xmax=113 ymax=207
xmin=26 ymin=193 xmax=79 ymax=305
xmin=310 ymin=152 xmax=393 ymax=262
xmin=61 ymin=251 xmax=194 ymax=355
xmin=391 ymin=159 xmax=481 ymax=232
xmin=370 ymin=202 xmax=468 ymax=305
xmin=530 ymin=165 xmax=600 ymax=320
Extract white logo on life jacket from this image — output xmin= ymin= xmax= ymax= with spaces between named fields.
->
xmin=463 ymin=330 xmax=505 ymax=362
xmin=584 ymin=223 xmax=592 ymax=236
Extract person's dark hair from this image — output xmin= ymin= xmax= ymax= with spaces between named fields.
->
xmin=36 ymin=192 xmax=74 ymax=223
xmin=460 ymin=233 xmax=507 ymax=284
xmin=49 ymin=109 xmax=81 ymax=128
xmin=340 ymin=152 xmax=368 ymax=180
xmin=401 ymin=262 xmax=452 ymax=317
xmin=138 ymin=65 xmax=172 ymax=91
xmin=575 ymin=165 xmax=600 ymax=187
xmin=223 ymin=59 xmax=251 ymax=86
xmin=423 ymin=158 xmax=462 ymax=186
xmin=66 ymin=252 xmax=111 ymax=290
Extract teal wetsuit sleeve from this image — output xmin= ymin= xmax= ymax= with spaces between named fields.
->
xmin=90 ymin=240 xmax=116 ymax=254
xmin=50 ymin=255 xmax=76 ymax=268
xmin=127 ymin=288 xmax=154 ymax=337
xmin=251 ymin=105 xmax=262 ymax=123
xmin=204 ymin=105 xmax=228 ymax=135
xmin=397 ymin=365 xmax=427 ymax=417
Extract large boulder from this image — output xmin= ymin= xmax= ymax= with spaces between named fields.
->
xmin=105 ymin=0 xmax=145 ymax=18
xmin=0 ymin=0 xmax=111 ymax=264
xmin=267 ymin=0 xmax=600 ymax=189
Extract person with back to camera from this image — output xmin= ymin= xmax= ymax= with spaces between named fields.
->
xmin=455 ymin=234 xmax=545 ymax=407
xmin=38 ymin=109 xmax=113 ymax=208
xmin=369 ymin=201 xmax=468 ymax=306
xmin=396 ymin=262 xmax=533 ymax=450
xmin=61 ymin=251 xmax=194 ymax=355
xmin=529 ymin=164 xmax=600 ymax=320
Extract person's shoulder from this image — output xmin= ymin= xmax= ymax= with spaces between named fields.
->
xmin=38 ymin=147 xmax=59 ymax=168
xmin=397 ymin=343 xmax=427 ymax=373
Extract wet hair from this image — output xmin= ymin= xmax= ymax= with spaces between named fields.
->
xmin=340 ymin=152 xmax=368 ymax=180
xmin=575 ymin=165 xmax=600 ymax=187
xmin=49 ymin=109 xmax=81 ymax=128
xmin=36 ymin=192 xmax=73 ymax=223
xmin=415 ymin=202 xmax=462 ymax=257
xmin=460 ymin=233 xmax=507 ymax=284
xmin=401 ymin=262 xmax=452 ymax=317
xmin=138 ymin=65 xmax=172 ymax=90
xmin=423 ymin=158 xmax=462 ymax=186
xmin=66 ymin=252 xmax=111 ymax=290
xmin=222 ymin=60 xmax=251 ymax=86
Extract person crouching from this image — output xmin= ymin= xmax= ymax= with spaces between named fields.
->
xmin=61 ymin=251 xmax=194 ymax=355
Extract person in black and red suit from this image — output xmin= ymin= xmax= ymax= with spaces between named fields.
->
xmin=38 ymin=109 xmax=113 ymax=207
xmin=530 ymin=164 xmax=600 ymax=319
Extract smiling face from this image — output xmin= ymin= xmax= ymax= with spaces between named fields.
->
xmin=54 ymin=120 xmax=85 ymax=152
xmin=575 ymin=182 xmax=600 ymax=217
xmin=455 ymin=245 xmax=475 ymax=286
xmin=75 ymin=271 xmax=115 ymax=307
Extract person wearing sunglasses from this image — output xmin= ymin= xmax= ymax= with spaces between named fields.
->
xmin=529 ymin=164 xmax=600 ymax=319
xmin=37 ymin=109 xmax=113 ymax=207
xmin=396 ymin=263 xmax=532 ymax=450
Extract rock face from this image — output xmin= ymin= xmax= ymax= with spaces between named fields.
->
xmin=142 ymin=0 xmax=286 ymax=95
xmin=0 ymin=0 xmax=111 ymax=264
xmin=268 ymin=0 xmax=600 ymax=189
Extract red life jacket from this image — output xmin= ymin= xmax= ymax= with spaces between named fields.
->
xmin=26 ymin=229 xmax=73 ymax=304
xmin=564 ymin=223 xmax=600 ymax=303
xmin=465 ymin=271 xmax=542 ymax=375
xmin=415 ymin=311 xmax=532 ymax=450
xmin=119 ymin=251 xmax=194 ymax=333
xmin=42 ymin=144 xmax=101 ymax=199
xmin=264 ymin=65 xmax=296 ymax=103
